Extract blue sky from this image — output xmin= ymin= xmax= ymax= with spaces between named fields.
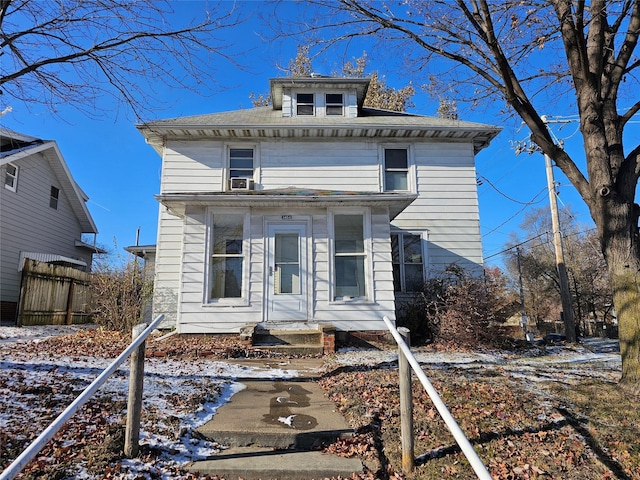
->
xmin=3 ymin=1 xmax=638 ymax=269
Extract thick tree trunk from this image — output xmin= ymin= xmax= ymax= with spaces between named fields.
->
xmin=600 ymin=202 xmax=640 ymax=393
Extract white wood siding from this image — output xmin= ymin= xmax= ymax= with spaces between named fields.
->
xmin=392 ymin=142 xmax=483 ymax=273
xmin=0 ymin=154 xmax=90 ymax=304
xmin=162 ymin=141 xmax=224 ymax=193
xmin=312 ymin=207 xmax=396 ymax=330
xmin=153 ymin=136 xmax=484 ymax=332
xmin=151 ymin=207 xmax=183 ymax=327
xmin=260 ymin=140 xmax=380 ymax=190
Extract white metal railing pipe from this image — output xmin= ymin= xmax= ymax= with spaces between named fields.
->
xmin=0 ymin=314 xmax=165 ymax=480
xmin=382 ymin=316 xmax=493 ymax=480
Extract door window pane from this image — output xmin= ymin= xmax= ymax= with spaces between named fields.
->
xmin=275 ymin=233 xmax=300 ymax=294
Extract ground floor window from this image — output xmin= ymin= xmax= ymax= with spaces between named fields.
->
xmin=210 ymin=214 xmax=244 ymax=299
xmin=334 ymin=214 xmax=366 ymax=298
xmin=392 ymin=232 xmax=424 ymax=292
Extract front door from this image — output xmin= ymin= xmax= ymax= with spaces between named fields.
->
xmin=266 ymin=223 xmax=308 ymax=322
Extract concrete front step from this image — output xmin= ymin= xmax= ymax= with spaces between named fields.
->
xmin=252 ymin=330 xmax=324 ymax=355
xmin=191 ymin=379 xmax=360 ymax=479
xmin=196 ymin=380 xmax=353 ymax=449
xmin=252 ymin=344 xmax=325 ymax=355
xmin=253 ymin=330 xmax=322 ymax=346
xmin=188 ymin=446 xmax=363 ymax=480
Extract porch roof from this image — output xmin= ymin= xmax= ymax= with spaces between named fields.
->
xmin=155 ymin=188 xmax=417 ymax=220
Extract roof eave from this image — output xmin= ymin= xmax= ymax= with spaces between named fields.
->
xmin=155 ymin=191 xmax=417 ymax=220
xmin=138 ymin=123 xmax=501 ymax=153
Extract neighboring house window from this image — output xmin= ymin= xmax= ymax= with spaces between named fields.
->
xmin=334 ymin=214 xmax=366 ymax=298
xmin=4 ymin=163 xmax=18 ymax=191
xmin=229 ymin=148 xmax=254 ymax=179
xmin=326 ymin=93 xmax=343 ymax=116
xmin=210 ymin=214 xmax=244 ymax=299
xmin=296 ymin=93 xmax=315 ymax=116
xmin=391 ymin=233 xmax=424 ymax=292
xmin=49 ymin=186 xmax=59 ymax=209
xmin=384 ymin=148 xmax=409 ymax=191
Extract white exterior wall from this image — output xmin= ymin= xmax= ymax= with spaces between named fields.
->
xmin=392 ymin=142 xmax=484 ymax=274
xmin=173 ymin=205 xmax=396 ymax=334
xmin=151 ymin=206 xmax=183 ymax=328
xmin=0 ymin=154 xmax=91 ymax=305
xmin=153 ymin=136 xmax=484 ymax=332
xmin=260 ymin=140 xmax=380 ymax=190
xmin=162 ymin=141 xmax=225 ymax=192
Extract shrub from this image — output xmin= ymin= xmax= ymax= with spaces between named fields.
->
xmin=397 ymin=265 xmax=516 ymax=348
xmin=89 ymin=257 xmax=153 ymax=332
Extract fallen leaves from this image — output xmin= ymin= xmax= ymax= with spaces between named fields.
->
xmin=319 ymin=353 xmax=640 ymax=479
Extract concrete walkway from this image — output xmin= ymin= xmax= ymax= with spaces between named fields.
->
xmin=187 ymin=359 xmax=363 ymax=480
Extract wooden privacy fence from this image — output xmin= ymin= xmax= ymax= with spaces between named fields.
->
xmin=18 ymin=259 xmax=92 ymax=326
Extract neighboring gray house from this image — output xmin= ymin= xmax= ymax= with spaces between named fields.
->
xmin=137 ymin=76 xmax=500 ymax=334
xmin=0 ymin=130 xmax=102 ymax=322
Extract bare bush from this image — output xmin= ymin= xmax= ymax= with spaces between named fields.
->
xmin=398 ymin=266 xmax=516 ymax=349
xmin=89 ymin=258 xmax=153 ymax=333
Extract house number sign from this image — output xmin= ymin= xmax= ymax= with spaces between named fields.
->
xmin=281 ymin=215 xmax=293 ymax=220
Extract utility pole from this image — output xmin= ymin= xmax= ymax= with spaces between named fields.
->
xmin=543 ymin=149 xmax=577 ymax=342
xmin=516 ymin=246 xmax=528 ymax=340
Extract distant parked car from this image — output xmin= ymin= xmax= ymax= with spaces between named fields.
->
xmin=543 ymin=333 xmax=567 ymax=344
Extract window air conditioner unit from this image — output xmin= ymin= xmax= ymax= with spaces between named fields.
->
xmin=229 ymin=178 xmax=254 ymax=190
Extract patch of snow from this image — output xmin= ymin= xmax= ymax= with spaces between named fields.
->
xmin=278 ymin=415 xmax=296 ymax=427
xmin=0 ymin=324 xmax=96 ymax=343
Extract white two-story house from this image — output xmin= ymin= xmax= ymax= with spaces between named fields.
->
xmin=137 ymin=76 xmax=500 ymax=335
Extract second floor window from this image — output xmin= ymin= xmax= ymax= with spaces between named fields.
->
xmin=50 ymin=186 xmax=59 ymax=209
xmin=384 ymin=148 xmax=409 ymax=191
xmin=296 ymin=93 xmax=315 ymax=116
xmin=4 ymin=163 xmax=18 ymax=191
xmin=326 ymin=93 xmax=343 ymax=115
xmin=229 ymin=148 xmax=254 ymax=179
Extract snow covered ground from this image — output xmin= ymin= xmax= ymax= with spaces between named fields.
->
xmin=0 ymin=325 xmax=303 ymax=478
xmin=0 ymin=324 xmax=622 ymax=479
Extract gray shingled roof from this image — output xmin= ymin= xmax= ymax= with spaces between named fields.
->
xmin=142 ymin=106 xmax=492 ymax=130
xmin=137 ymin=106 xmax=501 ymax=154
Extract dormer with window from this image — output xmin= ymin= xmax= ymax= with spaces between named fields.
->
xmin=270 ymin=77 xmax=370 ymax=119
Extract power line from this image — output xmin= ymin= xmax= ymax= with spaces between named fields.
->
xmin=485 ymin=227 xmax=599 ymax=260
xmin=477 ymin=175 xmax=542 ymax=205
xmin=481 ymin=186 xmax=547 ymax=238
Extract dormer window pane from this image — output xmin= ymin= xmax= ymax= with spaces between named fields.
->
xmin=326 ymin=93 xmax=343 ymax=116
xmin=297 ymin=93 xmax=314 ymax=115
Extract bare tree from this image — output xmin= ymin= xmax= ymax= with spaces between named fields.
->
xmin=250 ymin=46 xmax=414 ymax=111
xmin=0 ymin=0 xmax=245 ymax=119
xmin=278 ymin=0 xmax=640 ymax=392
xmin=505 ymin=207 xmax=613 ymax=337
